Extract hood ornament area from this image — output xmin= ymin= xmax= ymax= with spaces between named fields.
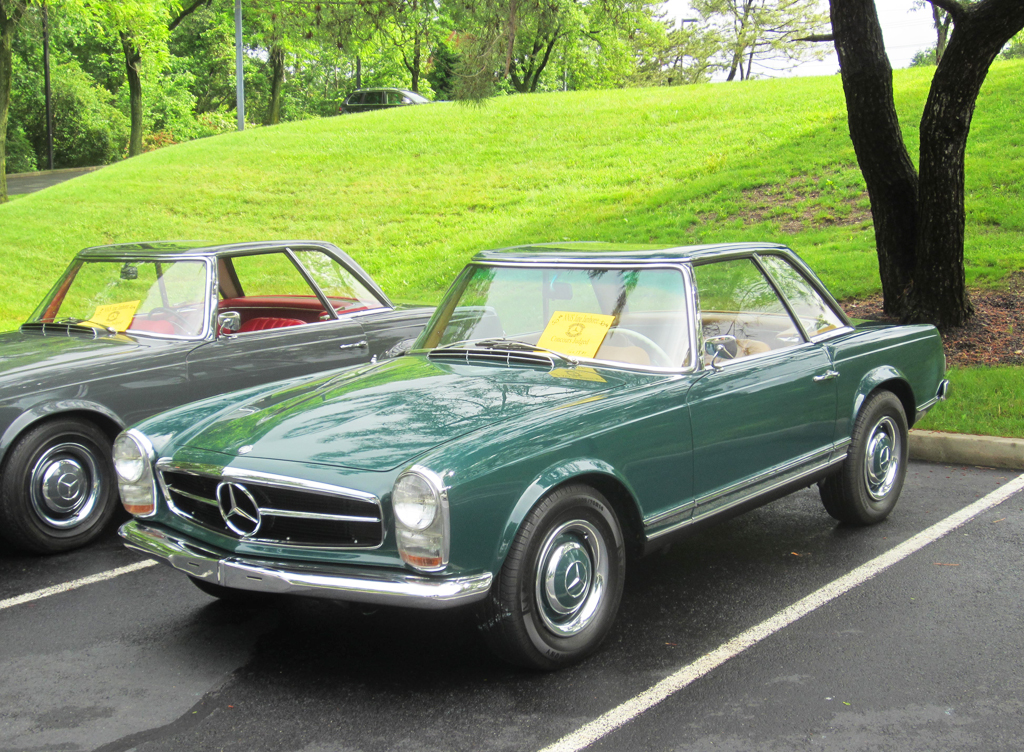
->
xmin=216 ymin=482 xmax=262 ymax=537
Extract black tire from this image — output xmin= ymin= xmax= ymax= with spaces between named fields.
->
xmin=478 ymin=484 xmax=625 ymax=670
xmin=0 ymin=419 xmax=117 ymax=553
xmin=819 ymin=390 xmax=909 ymax=525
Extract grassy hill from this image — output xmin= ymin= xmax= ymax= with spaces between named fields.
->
xmin=1 ymin=59 xmax=1021 ymax=435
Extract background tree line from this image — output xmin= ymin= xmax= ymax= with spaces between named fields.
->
xmin=2 ymin=0 xmax=835 ymax=176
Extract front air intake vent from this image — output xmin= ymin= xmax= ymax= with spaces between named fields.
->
xmin=428 ymin=347 xmax=555 ymax=368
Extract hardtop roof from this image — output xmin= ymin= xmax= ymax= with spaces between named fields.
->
xmin=472 ymin=241 xmax=793 ymax=264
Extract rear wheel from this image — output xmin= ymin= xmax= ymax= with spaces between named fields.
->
xmin=820 ymin=390 xmax=908 ymax=525
xmin=478 ymin=484 xmax=625 ymax=670
xmin=0 ymin=419 xmax=117 ymax=553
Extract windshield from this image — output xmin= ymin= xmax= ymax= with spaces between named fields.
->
xmin=416 ymin=264 xmax=692 ymax=369
xmin=29 ymin=259 xmax=209 ymax=338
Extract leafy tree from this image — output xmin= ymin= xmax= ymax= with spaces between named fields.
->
xmin=629 ymin=16 xmax=724 ymax=86
xmin=826 ymin=0 xmax=1024 ymax=329
xmin=1 ymin=0 xmax=31 ymax=201
xmin=9 ymin=10 xmax=129 ymax=167
xmin=450 ymin=0 xmax=659 ymax=99
xmin=692 ymin=0 xmax=829 ymax=80
xmin=913 ymin=0 xmax=952 ymax=63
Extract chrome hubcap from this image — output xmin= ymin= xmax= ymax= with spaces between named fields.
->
xmin=535 ymin=520 xmax=608 ymax=637
xmin=30 ymin=443 xmax=102 ymax=529
xmin=864 ymin=416 xmax=901 ymax=500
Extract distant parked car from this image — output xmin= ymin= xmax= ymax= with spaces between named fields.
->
xmin=0 ymin=240 xmax=432 ymax=554
xmin=340 ymin=88 xmax=430 ymax=114
xmin=118 ymin=242 xmax=948 ymax=670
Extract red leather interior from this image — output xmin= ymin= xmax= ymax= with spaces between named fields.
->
xmin=219 ymin=296 xmax=324 ymax=312
xmin=129 ymin=318 xmax=176 ymax=335
xmin=237 ymin=317 xmax=306 ymax=332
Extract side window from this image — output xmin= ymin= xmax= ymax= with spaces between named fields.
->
xmin=694 ymin=258 xmax=802 ymax=363
xmin=292 ymin=249 xmax=384 ymax=314
xmin=224 ymin=252 xmax=314 ymax=298
xmin=388 ymin=91 xmax=407 ymax=105
xmin=348 ymin=92 xmax=364 ymax=105
xmin=758 ymin=255 xmax=846 ymax=339
xmin=364 ymin=91 xmax=383 ymax=105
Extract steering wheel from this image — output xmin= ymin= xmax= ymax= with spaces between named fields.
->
xmin=147 ymin=306 xmax=192 ymax=333
xmin=603 ymin=327 xmax=672 ymax=367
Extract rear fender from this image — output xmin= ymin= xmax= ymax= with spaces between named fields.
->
xmin=850 ymin=366 xmax=915 ymax=427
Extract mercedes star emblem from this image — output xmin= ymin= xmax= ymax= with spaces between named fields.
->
xmin=216 ymin=482 xmax=262 ymax=538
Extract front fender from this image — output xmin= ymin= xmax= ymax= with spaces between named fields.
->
xmin=0 ymin=399 xmax=125 ymax=467
xmin=489 ymin=457 xmax=637 ymax=574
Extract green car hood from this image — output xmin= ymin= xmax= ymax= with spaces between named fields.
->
xmin=182 ymin=355 xmax=630 ymax=472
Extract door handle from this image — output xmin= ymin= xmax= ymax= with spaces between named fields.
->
xmin=339 ymin=339 xmax=368 ymax=351
xmin=813 ymin=370 xmax=840 ymax=382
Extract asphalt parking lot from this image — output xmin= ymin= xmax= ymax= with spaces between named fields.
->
xmin=2 ymin=461 xmax=1023 ymax=752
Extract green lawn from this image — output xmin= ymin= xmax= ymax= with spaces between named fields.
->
xmin=2 ymin=60 xmax=1021 ymax=437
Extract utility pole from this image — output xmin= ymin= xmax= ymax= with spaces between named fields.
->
xmin=234 ymin=0 xmax=245 ymax=130
xmin=42 ymin=4 xmax=54 ymax=169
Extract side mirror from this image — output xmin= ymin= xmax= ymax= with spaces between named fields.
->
xmin=704 ymin=335 xmax=737 ymax=370
xmin=382 ymin=337 xmax=417 ymax=360
xmin=218 ymin=311 xmax=241 ymax=336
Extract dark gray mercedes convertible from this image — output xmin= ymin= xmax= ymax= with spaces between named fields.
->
xmin=0 ymin=240 xmax=431 ymax=553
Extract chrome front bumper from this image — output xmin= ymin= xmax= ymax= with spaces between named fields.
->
xmin=119 ymin=521 xmax=493 ymax=609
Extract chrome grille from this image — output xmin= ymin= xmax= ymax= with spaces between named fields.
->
xmin=158 ymin=464 xmax=383 ymax=549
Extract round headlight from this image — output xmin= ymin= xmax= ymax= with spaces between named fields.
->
xmin=113 ymin=433 xmax=146 ymax=483
xmin=392 ymin=472 xmax=438 ymax=531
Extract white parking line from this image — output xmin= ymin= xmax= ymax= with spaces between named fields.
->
xmin=0 ymin=559 xmax=158 ymax=611
xmin=540 ymin=472 xmax=1024 ymax=752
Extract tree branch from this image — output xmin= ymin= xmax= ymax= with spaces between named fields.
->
xmin=795 ymin=33 xmax=834 ymax=42
xmin=169 ymin=0 xmax=212 ymax=32
xmin=926 ymin=0 xmax=965 ymax=23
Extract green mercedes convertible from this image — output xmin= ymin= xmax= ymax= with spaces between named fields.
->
xmin=117 ymin=243 xmax=948 ymax=669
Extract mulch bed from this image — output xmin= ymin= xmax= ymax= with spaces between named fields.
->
xmin=841 ymin=270 xmax=1024 ymax=368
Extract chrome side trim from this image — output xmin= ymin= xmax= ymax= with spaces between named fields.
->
xmin=119 ymin=521 xmax=492 ymax=610
xmin=645 ymin=444 xmax=846 ymax=542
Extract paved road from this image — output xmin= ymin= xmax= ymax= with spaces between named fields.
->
xmin=5 ymin=167 xmax=101 ymax=195
xmin=2 ymin=462 xmax=1022 ymax=752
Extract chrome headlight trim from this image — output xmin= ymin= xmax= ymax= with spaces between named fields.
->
xmin=115 ymin=429 xmax=158 ymax=517
xmin=393 ymin=465 xmax=450 ymax=573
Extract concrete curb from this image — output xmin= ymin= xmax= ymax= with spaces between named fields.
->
xmin=909 ymin=429 xmax=1024 ymax=471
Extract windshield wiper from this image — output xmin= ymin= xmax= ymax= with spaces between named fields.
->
xmin=443 ymin=338 xmax=579 ymax=367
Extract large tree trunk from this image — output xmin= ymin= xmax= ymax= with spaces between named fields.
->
xmin=120 ymin=32 xmax=143 ymax=157
xmin=829 ymin=0 xmax=919 ymax=316
xmin=0 ymin=1 xmax=27 ymax=203
xmin=906 ymin=0 xmax=1024 ymax=328
xmin=265 ymin=45 xmax=284 ymax=125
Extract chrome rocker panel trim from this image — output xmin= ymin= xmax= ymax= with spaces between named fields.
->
xmin=119 ymin=521 xmax=492 ymax=610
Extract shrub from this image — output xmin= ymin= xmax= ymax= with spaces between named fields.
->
xmin=4 ymin=126 xmax=38 ymax=174
xmin=47 ymin=62 xmax=129 ymax=167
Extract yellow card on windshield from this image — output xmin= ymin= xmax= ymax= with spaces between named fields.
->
xmin=85 ymin=300 xmax=141 ymax=332
xmin=537 ymin=311 xmax=614 ymax=359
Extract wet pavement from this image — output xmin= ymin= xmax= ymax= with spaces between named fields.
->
xmin=5 ymin=166 xmax=101 ymax=195
xmin=2 ymin=462 xmax=1022 ymax=752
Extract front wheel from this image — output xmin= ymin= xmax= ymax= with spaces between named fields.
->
xmin=820 ymin=390 xmax=908 ymax=525
xmin=478 ymin=484 xmax=625 ymax=670
xmin=0 ymin=419 xmax=118 ymax=553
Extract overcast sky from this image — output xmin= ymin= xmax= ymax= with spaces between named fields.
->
xmin=660 ymin=1 xmax=939 ymax=77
